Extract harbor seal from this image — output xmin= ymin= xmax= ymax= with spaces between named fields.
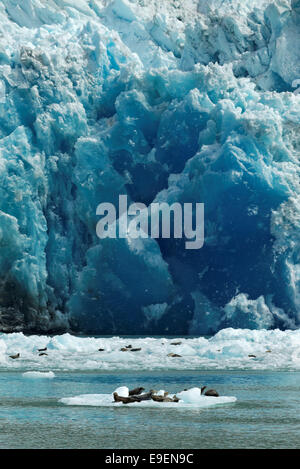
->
xmin=201 ymin=386 xmax=219 ymax=397
xmin=120 ymin=345 xmax=138 ymax=352
xmin=151 ymin=394 xmax=179 ymax=403
xmin=113 ymin=393 xmax=137 ymax=404
xmin=128 ymin=387 xmax=145 ymax=396
xmin=113 ymin=391 xmax=153 ymax=404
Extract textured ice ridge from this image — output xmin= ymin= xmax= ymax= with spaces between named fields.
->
xmin=1 ymin=328 xmax=300 ymax=371
xmin=0 ymin=0 xmax=299 ymax=334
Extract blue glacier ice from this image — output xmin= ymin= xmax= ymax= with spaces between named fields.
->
xmin=0 ymin=0 xmax=299 ymax=334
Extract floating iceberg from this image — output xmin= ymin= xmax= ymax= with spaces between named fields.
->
xmin=22 ymin=371 xmax=55 ymax=378
xmin=0 ymin=0 xmax=299 ymax=334
xmin=176 ymin=388 xmax=236 ymax=406
xmin=60 ymin=389 xmax=237 ymax=409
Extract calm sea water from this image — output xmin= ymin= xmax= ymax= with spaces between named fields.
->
xmin=0 ymin=369 xmax=299 ymax=449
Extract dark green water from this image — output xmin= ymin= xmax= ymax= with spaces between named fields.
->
xmin=0 ymin=370 xmax=299 ymax=449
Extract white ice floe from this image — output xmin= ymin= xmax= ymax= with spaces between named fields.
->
xmin=60 ymin=389 xmax=236 ymax=409
xmin=22 ymin=371 xmax=55 ymax=379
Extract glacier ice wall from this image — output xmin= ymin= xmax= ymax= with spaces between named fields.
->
xmin=0 ymin=0 xmax=299 ymax=334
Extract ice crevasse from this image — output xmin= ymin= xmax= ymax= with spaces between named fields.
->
xmin=0 ymin=0 xmax=299 ymax=334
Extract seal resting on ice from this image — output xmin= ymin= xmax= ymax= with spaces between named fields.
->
xmin=151 ymin=394 xmax=179 ymax=403
xmin=113 ymin=391 xmax=153 ymax=404
xmin=201 ymin=386 xmax=219 ymax=397
xmin=128 ymin=387 xmax=145 ymax=396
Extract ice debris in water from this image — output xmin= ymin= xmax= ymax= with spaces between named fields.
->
xmin=1 ymin=329 xmax=300 ymax=371
xmin=22 ymin=371 xmax=55 ymax=378
xmin=0 ymin=0 xmax=299 ymax=334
